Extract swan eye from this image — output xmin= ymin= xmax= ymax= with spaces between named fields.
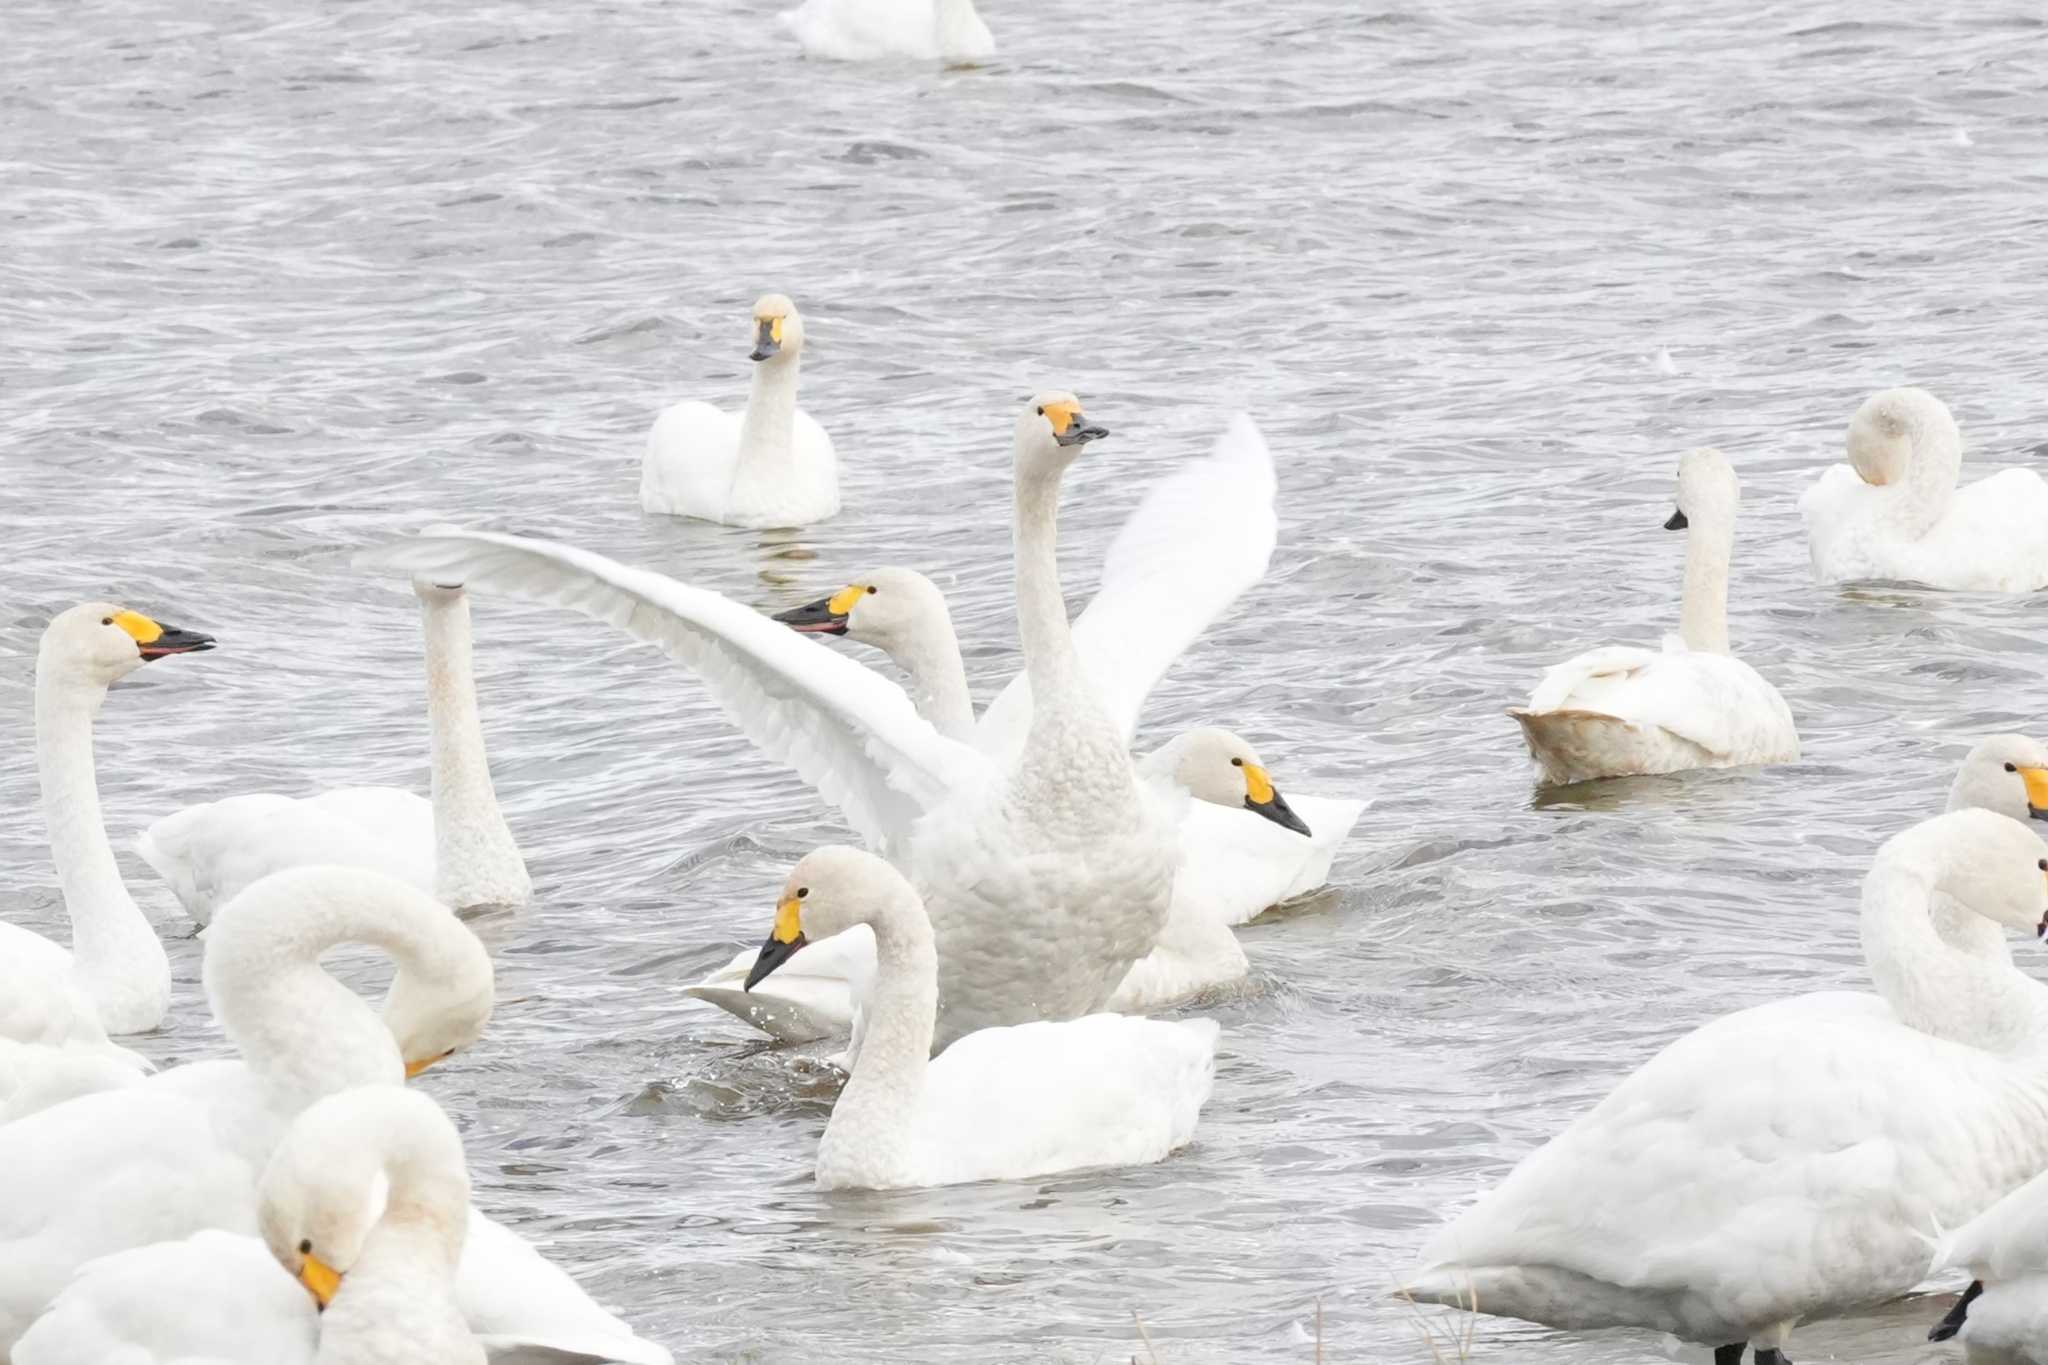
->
xmin=101 ymin=617 xmax=113 ymax=626
xmin=299 ymin=1238 xmax=312 ymax=1255
xmin=2008 ymin=763 xmax=2019 ymax=773
xmin=867 ymin=586 xmax=877 ymax=595
xmin=2037 ymin=859 xmax=2045 ymax=872
xmin=1230 ymin=757 xmax=1243 ymax=767
xmin=796 ymin=887 xmax=808 ymax=899
xmin=1035 ymin=406 xmax=1044 ymax=416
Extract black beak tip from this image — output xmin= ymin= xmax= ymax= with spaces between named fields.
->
xmin=742 ymin=933 xmax=807 ymax=991
xmin=1663 ymin=508 xmax=1688 ymax=531
xmin=1246 ymin=793 xmax=1312 ymax=838
xmin=141 ymin=629 xmax=216 ymax=660
xmin=2029 ymin=806 xmax=2048 ymax=823
xmin=773 ymin=599 xmax=850 ymax=635
xmin=749 ymin=347 xmax=775 ymax=362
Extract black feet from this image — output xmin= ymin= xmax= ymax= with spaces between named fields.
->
xmin=1929 ymin=1278 xmax=1984 ymax=1342
xmin=1756 ymin=1351 xmax=1791 ymax=1365
xmin=1714 ymin=1349 xmax=1744 ymax=1365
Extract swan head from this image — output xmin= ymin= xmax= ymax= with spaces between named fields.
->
xmin=773 ymin=567 xmax=949 ymax=646
xmin=1662 ymin=447 xmax=1738 ymax=532
xmin=40 ymin=601 xmax=214 ymax=688
xmin=1889 ymin=808 xmax=2048 ymax=938
xmin=382 ymin=944 xmax=495 ymax=1080
xmin=1144 ymin=728 xmax=1311 ymax=836
xmin=1950 ymin=734 xmax=2048 ymax=824
xmin=1847 ymin=387 xmax=1956 ymax=487
xmin=261 ymin=1085 xmax=469 ymax=1310
xmin=1015 ymin=391 xmax=1110 ymax=472
xmin=748 ymin=293 xmax=804 ymax=363
xmin=745 ymin=846 xmax=909 ymax=990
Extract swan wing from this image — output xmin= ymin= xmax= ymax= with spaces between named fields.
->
xmin=977 ymin=414 xmax=1278 ymax=760
xmin=1523 ymin=645 xmax=1794 ymax=763
xmin=683 ymin=927 xmax=873 ymax=1044
xmin=1911 ymin=469 xmax=2048 ymax=592
xmin=1173 ymin=793 xmax=1368 ymax=928
xmin=640 ymin=400 xmax=740 ymax=518
xmin=460 ymin=1212 xmax=673 ymax=1365
xmin=1940 ymin=1164 xmax=2048 ymax=1279
xmin=357 ymin=531 xmax=988 ymax=854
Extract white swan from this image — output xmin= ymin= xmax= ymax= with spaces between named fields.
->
xmin=742 ymin=845 xmax=1215 ymax=1189
xmin=779 ymin=0 xmax=994 ymax=63
xmin=1401 ymin=808 xmax=2048 ymax=1364
xmin=1511 ymin=446 xmax=1799 ymax=785
xmin=16 ymin=1086 xmax=482 ymax=1365
xmin=1927 ymin=1165 xmax=2048 ymax=1361
xmin=0 ymin=604 xmax=213 ymax=1118
xmin=365 ymin=395 xmax=1256 ymax=1052
xmin=1936 ymin=734 xmax=2048 ymax=974
xmin=136 ymin=580 xmax=529 ymax=924
xmin=638 ymin=294 xmax=839 ymax=528
xmin=1801 ymin=387 xmax=2048 ymax=592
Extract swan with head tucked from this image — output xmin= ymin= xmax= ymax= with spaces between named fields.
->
xmin=1 ymin=603 xmax=212 ymax=1119
xmin=1401 ymin=809 xmax=2048 ymax=1364
xmin=742 ymin=846 xmax=1215 ymax=1190
xmin=15 ymin=1086 xmax=481 ymax=1365
xmin=1510 ymin=447 xmax=1799 ymax=785
xmin=638 ymin=293 xmax=839 ymax=528
xmin=366 ymin=394 xmax=1246 ymax=1052
xmin=135 ymin=579 xmax=529 ymax=924
xmin=1801 ymin=387 xmax=2048 ymax=592
xmin=779 ymin=0 xmax=994 ymax=63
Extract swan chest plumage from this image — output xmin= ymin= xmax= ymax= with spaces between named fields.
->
xmin=1801 ymin=387 xmax=2048 ymax=592
xmin=1403 ymin=810 xmax=2048 ymax=1357
xmin=1512 ymin=447 xmax=1798 ymax=785
xmin=136 ymin=583 xmax=529 ymax=924
xmin=744 ymin=847 xmax=1216 ymax=1191
xmin=639 ymin=294 xmax=839 ymax=528
xmin=779 ymin=0 xmax=994 ymax=63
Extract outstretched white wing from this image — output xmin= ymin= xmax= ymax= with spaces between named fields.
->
xmin=356 ymin=530 xmax=989 ymax=857
xmin=977 ymin=413 xmax=1278 ymax=761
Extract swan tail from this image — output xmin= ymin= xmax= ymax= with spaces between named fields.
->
xmin=132 ymin=820 xmax=212 ymax=924
xmin=1510 ymin=707 xmax=1695 ymax=786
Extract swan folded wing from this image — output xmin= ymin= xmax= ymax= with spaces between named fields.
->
xmin=1940 ymin=1165 xmax=2048 ymax=1280
xmin=641 ymin=401 xmax=740 ymax=517
xmin=683 ymin=927 xmax=872 ymax=1043
xmin=1525 ymin=647 xmax=1790 ymax=763
xmin=1911 ymin=470 xmax=2048 ymax=592
xmin=977 ymin=414 xmax=1278 ymax=760
xmin=357 ymin=532 xmax=990 ymax=855
xmin=459 ymin=1212 xmax=674 ymax=1365
xmin=1412 ymin=997 xmax=2048 ymax=1323
xmin=1173 ymin=793 xmax=1366 ymax=927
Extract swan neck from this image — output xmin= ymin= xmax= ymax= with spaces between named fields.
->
xmin=1862 ymin=848 xmax=2034 ymax=1049
xmin=421 ymin=593 xmax=527 ymax=907
xmin=1898 ymin=419 xmax=1962 ymax=536
xmin=733 ymin=354 xmax=802 ymax=496
xmin=821 ymin=893 xmax=936 ymax=1186
xmin=34 ymin=659 xmax=165 ymax=1030
xmin=1012 ymin=460 xmax=1086 ymax=711
xmin=1677 ymin=514 xmax=1732 ymax=654
xmin=885 ymin=611 xmax=977 ymax=742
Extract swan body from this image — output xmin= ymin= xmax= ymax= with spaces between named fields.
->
xmin=639 ymin=294 xmax=839 ymax=528
xmin=366 ymin=395 xmax=1244 ymax=1051
xmin=779 ymin=0 xmax=994 ymax=63
xmin=744 ymin=847 xmax=1216 ymax=1190
xmin=0 ymin=604 xmax=213 ymax=1124
xmin=1512 ymin=447 xmax=1798 ymax=784
xmin=1403 ymin=809 xmax=2048 ymax=1358
xmin=1801 ymin=387 xmax=2048 ymax=592
xmin=137 ymin=583 xmax=529 ymax=924
xmin=1932 ymin=1166 xmax=2048 ymax=1363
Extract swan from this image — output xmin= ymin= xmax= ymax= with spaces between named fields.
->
xmin=1926 ymin=1165 xmax=2048 ymax=1361
xmin=638 ymin=293 xmax=840 ymax=528
xmin=364 ymin=394 xmax=1258 ymax=1052
xmin=1935 ymin=734 xmax=2048 ymax=974
xmin=16 ymin=1086 xmax=481 ymax=1365
xmin=0 ymin=603 xmax=213 ymax=1118
xmin=779 ymin=0 xmax=994 ymax=64
xmin=135 ymin=579 xmax=529 ymax=924
xmin=1401 ymin=808 xmax=2048 ymax=1364
xmin=1800 ymin=387 xmax=2048 ymax=592
xmin=1510 ymin=446 xmax=1799 ymax=785
xmin=742 ymin=845 xmax=1215 ymax=1189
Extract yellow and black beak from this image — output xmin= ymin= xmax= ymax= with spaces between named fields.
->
xmin=1243 ymin=764 xmax=1311 ymax=837
xmin=299 ymin=1253 xmax=343 ymax=1310
xmin=775 ymin=584 xmax=862 ymax=636
xmin=750 ymin=316 xmax=783 ymax=363
xmin=1041 ymin=399 xmax=1109 ymax=449
xmin=403 ymin=1049 xmax=454 ymax=1080
xmin=2020 ymin=767 xmax=2048 ymax=823
xmin=114 ymin=609 xmax=215 ymax=661
xmin=745 ymin=896 xmax=808 ymax=989
xmin=1664 ymin=507 xmax=1688 ymax=531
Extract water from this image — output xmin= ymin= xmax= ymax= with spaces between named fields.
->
xmin=3 ymin=0 xmax=2045 ymax=1359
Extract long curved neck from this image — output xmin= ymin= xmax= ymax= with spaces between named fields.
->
xmin=876 ymin=615 xmax=976 ymax=743
xmin=818 ymin=893 xmax=936 ymax=1188
xmin=1677 ymin=514 xmax=1733 ymax=654
xmin=35 ymin=659 xmax=166 ymax=1033
xmin=1862 ymin=849 xmax=2037 ymax=1052
xmin=422 ymin=593 xmax=527 ymax=907
xmin=732 ymin=353 xmax=802 ymax=498
xmin=1896 ymin=421 xmax=1962 ymax=538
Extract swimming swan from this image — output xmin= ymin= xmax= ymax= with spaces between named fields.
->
xmin=17 ymin=1087 xmax=480 ymax=1365
xmin=742 ymin=846 xmax=1216 ymax=1190
xmin=136 ymin=580 xmax=529 ymax=923
xmin=639 ymin=293 xmax=839 ymax=528
xmin=1937 ymin=733 xmax=2048 ymax=975
xmin=0 ymin=603 xmax=212 ymax=1120
xmin=1401 ymin=808 xmax=2048 ymax=1364
xmin=1511 ymin=447 xmax=1798 ymax=785
xmin=779 ymin=0 xmax=994 ymax=63
xmin=1801 ymin=387 xmax=2048 ymax=592
xmin=364 ymin=395 xmax=1246 ymax=1051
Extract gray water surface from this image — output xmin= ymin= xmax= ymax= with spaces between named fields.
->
xmin=4 ymin=0 xmax=2046 ymax=1360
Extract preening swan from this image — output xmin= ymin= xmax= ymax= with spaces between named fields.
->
xmin=364 ymin=395 xmax=1257 ymax=1051
xmin=136 ymin=579 xmax=529 ymax=923
xmin=1801 ymin=387 xmax=2048 ymax=591
xmin=0 ymin=603 xmax=212 ymax=1119
xmin=1511 ymin=447 xmax=1799 ymax=785
xmin=743 ymin=846 xmax=1216 ymax=1190
xmin=1402 ymin=809 xmax=2048 ymax=1363
xmin=639 ymin=293 xmax=840 ymax=528
xmin=779 ymin=0 xmax=994 ymax=64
